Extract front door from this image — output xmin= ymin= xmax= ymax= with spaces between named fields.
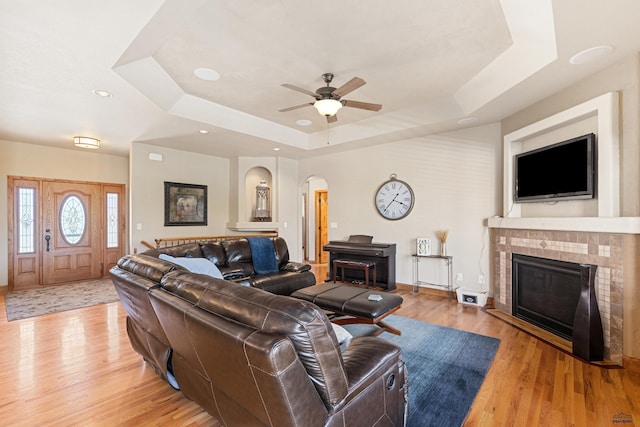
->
xmin=8 ymin=177 xmax=126 ymax=289
xmin=42 ymin=181 xmax=102 ymax=284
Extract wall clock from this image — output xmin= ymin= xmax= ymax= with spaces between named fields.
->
xmin=375 ymin=174 xmax=415 ymax=220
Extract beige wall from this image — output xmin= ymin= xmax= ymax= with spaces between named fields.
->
xmin=503 ymin=54 xmax=640 ymax=216
xmin=298 ymin=123 xmax=503 ymax=289
xmin=130 ymin=143 xmax=231 ymax=254
xmin=0 ymin=139 xmax=128 ymax=286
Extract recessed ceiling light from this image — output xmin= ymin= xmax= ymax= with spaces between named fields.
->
xmin=92 ymin=89 xmax=112 ymax=97
xmin=194 ymin=67 xmax=221 ymax=81
xmin=569 ymin=45 xmax=614 ymax=65
xmin=273 ymin=147 xmax=281 ymax=151
xmin=199 ymin=129 xmax=209 ymax=134
xmin=296 ymin=119 xmax=312 ymax=126
xmin=457 ymin=117 xmax=479 ymax=125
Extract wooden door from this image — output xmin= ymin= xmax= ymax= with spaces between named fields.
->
xmin=42 ymin=181 xmax=102 ymax=284
xmin=8 ymin=177 xmax=126 ymax=290
xmin=315 ymin=190 xmax=329 ymax=264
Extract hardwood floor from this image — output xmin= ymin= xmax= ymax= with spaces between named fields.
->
xmin=0 ymin=265 xmax=638 ymax=426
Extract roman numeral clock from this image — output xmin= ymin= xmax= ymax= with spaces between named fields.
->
xmin=375 ymin=174 xmax=415 ymax=220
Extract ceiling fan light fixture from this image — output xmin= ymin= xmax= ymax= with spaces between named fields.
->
xmin=314 ymin=99 xmax=342 ymax=117
xmin=73 ymin=136 xmax=100 ymax=149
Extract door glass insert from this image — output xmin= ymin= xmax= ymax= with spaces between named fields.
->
xmin=18 ymin=187 xmax=35 ymax=253
xmin=106 ymin=192 xmax=118 ymax=248
xmin=60 ymin=195 xmax=86 ymax=244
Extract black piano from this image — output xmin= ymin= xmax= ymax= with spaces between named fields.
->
xmin=323 ymin=240 xmax=397 ymax=290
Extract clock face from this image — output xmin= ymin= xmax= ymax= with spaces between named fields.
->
xmin=375 ymin=178 xmax=415 ymax=220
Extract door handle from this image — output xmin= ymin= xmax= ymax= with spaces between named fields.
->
xmin=44 ymin=233 xmax=51 ymax=252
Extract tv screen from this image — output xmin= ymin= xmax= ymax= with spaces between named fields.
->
xmin=515 ymin=133 xmax=596 ymax=202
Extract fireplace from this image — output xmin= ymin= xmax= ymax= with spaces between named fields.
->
xmin=512 ymin=254 xmax=604 ymax=361
xmin=513 ymin=255 xmax=581 ymax=340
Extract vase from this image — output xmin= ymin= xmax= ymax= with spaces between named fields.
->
xmin=440 ymin=242 xmax=447 ymax=257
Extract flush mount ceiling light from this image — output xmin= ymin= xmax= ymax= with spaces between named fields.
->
xmin=296 ymin=119 xmax=312 ymax=126
xmin=92 ymin=89 xmax=112 ymax=97
xmin=569 ymin=45 xmax=614 ymax=65
xmin=194 ymin=67 xmax=221 ymax=81
xmin=73 ymin=136 xmax=100 ymax=149
xmin=314 ymin=98 xmax=342 ymax=117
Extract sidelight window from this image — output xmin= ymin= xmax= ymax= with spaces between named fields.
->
xmin=18 ymin=188 xmax=35 ymax=253
xmin=106 ymin=192 xmax=119 ymax=248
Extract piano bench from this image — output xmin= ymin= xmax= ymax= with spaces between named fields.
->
xmin=333 ymin=259 xmax=376 ymax=288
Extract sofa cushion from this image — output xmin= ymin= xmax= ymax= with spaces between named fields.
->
xmin=222 ymin=238 xmax=255 ymax=276
xmin=152 ymin=242 xmax=204 ymax=259
xmin=159 ymin=254 xmax=224 ymax=279
xmin=200 ymin=242 xmax=226 ymax=266
xmin=273 ymin=237 xmax=290 ymax=268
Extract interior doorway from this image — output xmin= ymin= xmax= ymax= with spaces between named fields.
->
xmin=8 ymin=176 xmax=126 ymax=290
xmin=315 ymin=189 xmax=329 ymax=264
xmin=303 ymin=176 xmax=328 ymax=263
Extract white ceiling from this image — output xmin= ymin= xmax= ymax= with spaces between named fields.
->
xmin=2 ymin=0 xmax=640 ymax=159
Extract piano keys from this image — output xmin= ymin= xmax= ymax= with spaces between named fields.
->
xmin=323 ymin=240 xmax=397 ymax=290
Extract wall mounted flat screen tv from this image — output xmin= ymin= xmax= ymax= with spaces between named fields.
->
xmin=515 ymin=133 xmax=596 ymax=202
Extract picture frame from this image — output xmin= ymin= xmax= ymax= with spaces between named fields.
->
xmin=416 ymin=237 xmax=431 ymax=256
xmin=164 ymin=181 xmax=208 ymax=226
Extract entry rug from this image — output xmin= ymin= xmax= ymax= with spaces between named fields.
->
xmin=5 ymin=278 xmax=119 ymax=321
xmin=344 ymin=315 xmax=500 ymax=427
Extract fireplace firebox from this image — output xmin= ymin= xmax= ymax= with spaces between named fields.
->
xmin=512 ymin=254 xmax=604 ymax=361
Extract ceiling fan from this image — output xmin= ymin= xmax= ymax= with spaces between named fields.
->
xmin=279 ymin=73 xmax=382 ymax=123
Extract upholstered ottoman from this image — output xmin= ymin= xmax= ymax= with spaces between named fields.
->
xmin=291 ymin=283 xmax=403 ymax=335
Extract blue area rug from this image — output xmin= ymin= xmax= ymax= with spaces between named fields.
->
xmin=344 ymin=315 xmax=500 ymax=427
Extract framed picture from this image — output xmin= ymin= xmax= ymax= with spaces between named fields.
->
xmin=416 ymin=237 xmax=431 ymax=256
xmin=164 ymin=181 xmax=208 ymax=226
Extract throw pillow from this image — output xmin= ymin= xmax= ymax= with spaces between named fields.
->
xmin=159 ymin=254 xmax=224 ymax=279
xmin=331 ymin=323 xmax=352 ymax=344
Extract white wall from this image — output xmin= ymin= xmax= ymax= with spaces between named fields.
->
xmin=130 ymin=143 xmax=230 ymax=254
xmin=298 ymin=123 xmax=502 ymax=291
xmin=503 ymin=54 xmax=640 ymax=216
xmin=0 ymin=139 xmax=128 ymax=286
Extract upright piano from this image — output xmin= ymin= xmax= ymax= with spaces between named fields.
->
xmin=323 ymin=240 xmax=397 ymax=290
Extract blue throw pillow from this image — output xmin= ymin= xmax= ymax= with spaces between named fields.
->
xmin=159 ymin=254 xmax=224 ymax=279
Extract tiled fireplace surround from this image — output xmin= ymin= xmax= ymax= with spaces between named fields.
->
xmin=490 ymin=226 xmax=639 ymax=365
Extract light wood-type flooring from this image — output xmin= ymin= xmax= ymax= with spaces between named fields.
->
xmin=0 ymin=265 xmax=638 ymax=426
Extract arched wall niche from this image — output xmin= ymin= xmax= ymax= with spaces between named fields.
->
xmin=245 ymin=166 xmax=272 ymax=221
xmin=227 ymin=157 xmax=278 ymax=232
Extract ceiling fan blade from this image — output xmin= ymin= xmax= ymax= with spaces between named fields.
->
xmin=332 ymin=77 xmax=366 ymax=97
xmin=279 ymin=103 xmax=313 ymax=112
xmin=327 ymin=114 xmax=338 ymax=123
xmin=342 ymin=99 xmax=382 ymax=111
xmin=282 ymin=83 xmax=318 ymax=98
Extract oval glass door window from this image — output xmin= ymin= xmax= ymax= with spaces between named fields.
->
xmin=60 ymin=195 xmax=86 ymax=244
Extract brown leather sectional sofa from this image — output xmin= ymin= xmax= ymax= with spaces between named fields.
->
xmin=110 ymin=243 xmax=408 ymax=426
xmin=142 ymin=237 xmax=316 ymax=295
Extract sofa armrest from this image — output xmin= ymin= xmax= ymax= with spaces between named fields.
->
xmin=336 ymin=336 xmax=407 ymax=416
xmin=281 ymin=261 xmax=311 ymax=273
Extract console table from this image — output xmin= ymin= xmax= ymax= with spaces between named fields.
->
xmin=411 ymin=254 xmax=454 ymax=299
